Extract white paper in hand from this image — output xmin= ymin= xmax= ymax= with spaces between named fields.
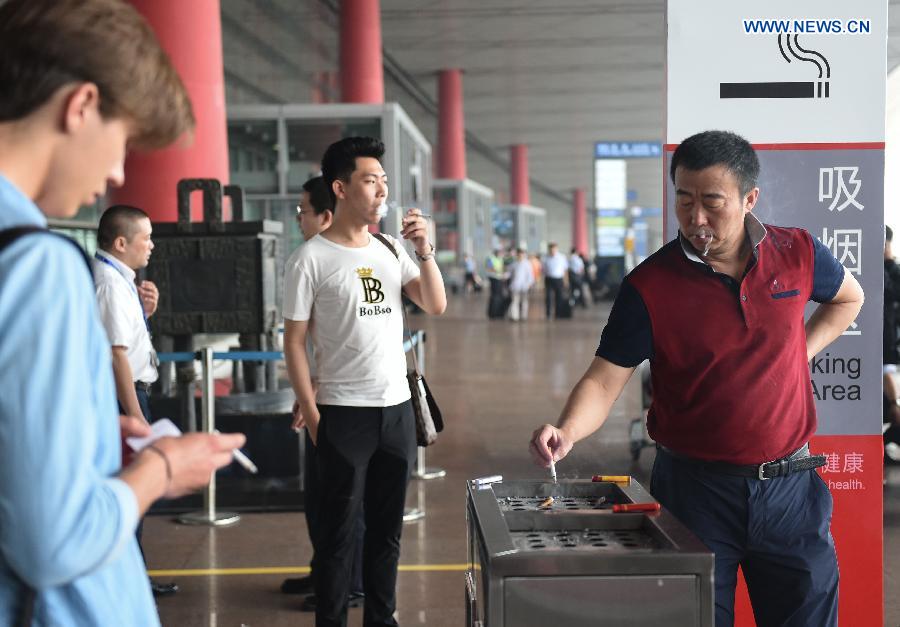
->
xmin=126 ymin=418 xmax=182 ymax=452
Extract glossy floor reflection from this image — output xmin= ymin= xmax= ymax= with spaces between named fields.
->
xmin=144 ymin=291 xmax=900 ymax=626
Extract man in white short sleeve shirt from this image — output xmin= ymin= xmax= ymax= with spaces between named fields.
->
xmin=93 ymin=205 xmax=158 ymax=424
xmin=282 ymin=136 xmax=446 ymax=627
xmin=543 ymin=242 xmax=569 ymax=319
xmin=92 ymin=204 xmax=179 ymax=597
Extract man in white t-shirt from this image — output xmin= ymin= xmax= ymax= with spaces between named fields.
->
xmin=92 ymin=204 xmax=177 ymax=597
xmin=281 ymin=176 xmax=365 ymax=612
xmin=283 ymin=137 xmax=446 ymax=627
xmin=508 ymin=248 xmax=535 ymax=321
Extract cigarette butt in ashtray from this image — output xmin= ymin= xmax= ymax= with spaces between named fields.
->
xmin=591 ymin=474 xmax=631 ymax=484
xmin=608 ymin=502 xmax=660 ymax=513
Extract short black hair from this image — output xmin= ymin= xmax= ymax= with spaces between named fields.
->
xmin=320 ymin=136 xmax=385 ymax=207
xmin=301 ymin=176 xmax=333 ymax=216
xmin=670 ymin=130 xmax=760 ymax=196
xmin=888 ymin=225 xmax=894 ymax=243
xmin=97 ymin=204 xmax=149 ymax=250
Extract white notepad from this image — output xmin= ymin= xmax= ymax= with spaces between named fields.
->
xmin=125 ymin=417 xmax=182 ymax=452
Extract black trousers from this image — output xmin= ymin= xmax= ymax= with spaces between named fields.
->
xmin=544 ymin=277 xmax=565 ymax=317
xmin=314 ymin=401 xmax=416 ymax=627
xmin=305 ymin=429 xmax=365 ymax=594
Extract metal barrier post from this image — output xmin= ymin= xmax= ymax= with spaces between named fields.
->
xmin=403 ymin=330 xmax=426 ymax=523
xmin=178 ymin=347 xmax=241 ymax=527
xmin=412 ymin=330 xmax=446 ymax=481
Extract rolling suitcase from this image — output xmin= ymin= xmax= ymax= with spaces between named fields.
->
xmin=555 ymin=294 xmax=574 ymax=319
xmin=488 ymin=291 xmax=510 ymax=319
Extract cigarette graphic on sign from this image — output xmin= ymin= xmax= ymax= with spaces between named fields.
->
xmin=720 ymin=34 xmax=831 ymax=99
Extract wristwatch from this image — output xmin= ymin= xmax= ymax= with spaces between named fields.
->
xmin=415 ymin=243 xmax=435 ymax=262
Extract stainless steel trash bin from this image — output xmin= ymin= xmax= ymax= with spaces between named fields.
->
xmin=465 ymin=478 xmax=714 ymax=627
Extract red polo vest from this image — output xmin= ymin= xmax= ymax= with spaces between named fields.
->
xmin=628 ymin=225 xmax=817 ymax=464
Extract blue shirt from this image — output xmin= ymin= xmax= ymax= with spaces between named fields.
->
xmin=0 ymin=175 xmax=157 ymax=626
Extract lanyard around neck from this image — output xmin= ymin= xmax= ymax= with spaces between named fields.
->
xmin=94 ymin=252 xmax=150 ymax=331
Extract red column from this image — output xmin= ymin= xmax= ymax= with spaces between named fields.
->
xmin=113 ymin=0 xmax=229 ymax=223
xmin=510 ymin=144 xmax=530 ymax=206
xmin=438 ymin=69 xmax=466 ymax=179
xmin=339 ymin=0 xmax=383 ymax=232
xmin=340 ymin=0 xmax=384 ymax=104
xmin=572 ymin=188 xmax=588 ymax=255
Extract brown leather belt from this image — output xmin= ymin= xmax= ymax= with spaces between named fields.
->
xmin=658 ymin=444 xmax=827 ymax=480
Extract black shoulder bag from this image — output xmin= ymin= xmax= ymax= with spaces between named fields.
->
xmin=372 ymin=233 xmax=444 ymax=446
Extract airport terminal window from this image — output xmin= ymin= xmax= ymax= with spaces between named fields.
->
xmin=227 ymin=121 xmax=279 ymax=194
xmin=47 ymin=199 xmax=102 ymax=254
xmin=244 ymin=198 xmax=266 ymax=221
xmin=285 ymin=118 xmax=380 ymax=193
xmin=268 ymin=198 xmax=302 ymax=256
xmin=238 ymin=196 xmax=298 ymax=270
xmin=467 ymin=188 xmax=491 ymax=263
xmin=398 ymin=128 xmax=428 ymax=209
xmin=492 ymin=206 xmax=516 ymax=251
xmin=434 ymin=186 xmax=460 ymax=265
xmin=525 ymin=213 xmax=547 ymax=253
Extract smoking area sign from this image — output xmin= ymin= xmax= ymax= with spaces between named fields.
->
xmin=667 ymin=0 xmax=886 ymax=624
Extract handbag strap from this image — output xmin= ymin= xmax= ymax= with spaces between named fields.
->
xmin=371 ymin=233 xmax=422 ymax=374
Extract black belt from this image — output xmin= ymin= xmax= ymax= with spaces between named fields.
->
xmin=658 ymin=444 xmax=826 ymax=480
xmin=135 ymin=381 xmax=152 ymax=393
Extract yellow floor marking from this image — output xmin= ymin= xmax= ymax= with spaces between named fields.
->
xmin=147 ymin=564 xmax=470 ymax=577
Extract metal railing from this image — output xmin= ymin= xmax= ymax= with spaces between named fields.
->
xmin=156 ymin=330 xmax=443 ymax=526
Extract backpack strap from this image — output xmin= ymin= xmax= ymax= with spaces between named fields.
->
xmin=0 ymin=226 xmax=47 ymax=251
xmin=0 ymin=226 xmax=92 ymax=277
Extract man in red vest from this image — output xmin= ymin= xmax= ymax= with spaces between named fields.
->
xmin=530 ymin=130 xmax=863 ymax=627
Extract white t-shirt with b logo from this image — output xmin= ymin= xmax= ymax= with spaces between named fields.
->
xmin=283 ymin=233 xmax=420 ymax=407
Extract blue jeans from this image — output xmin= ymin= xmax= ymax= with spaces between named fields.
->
xmin=651 ymin=447 xmax=839 ymax=627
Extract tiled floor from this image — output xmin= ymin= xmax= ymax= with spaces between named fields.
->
xmin=144 ymin=291 xmax=900 ymax=626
